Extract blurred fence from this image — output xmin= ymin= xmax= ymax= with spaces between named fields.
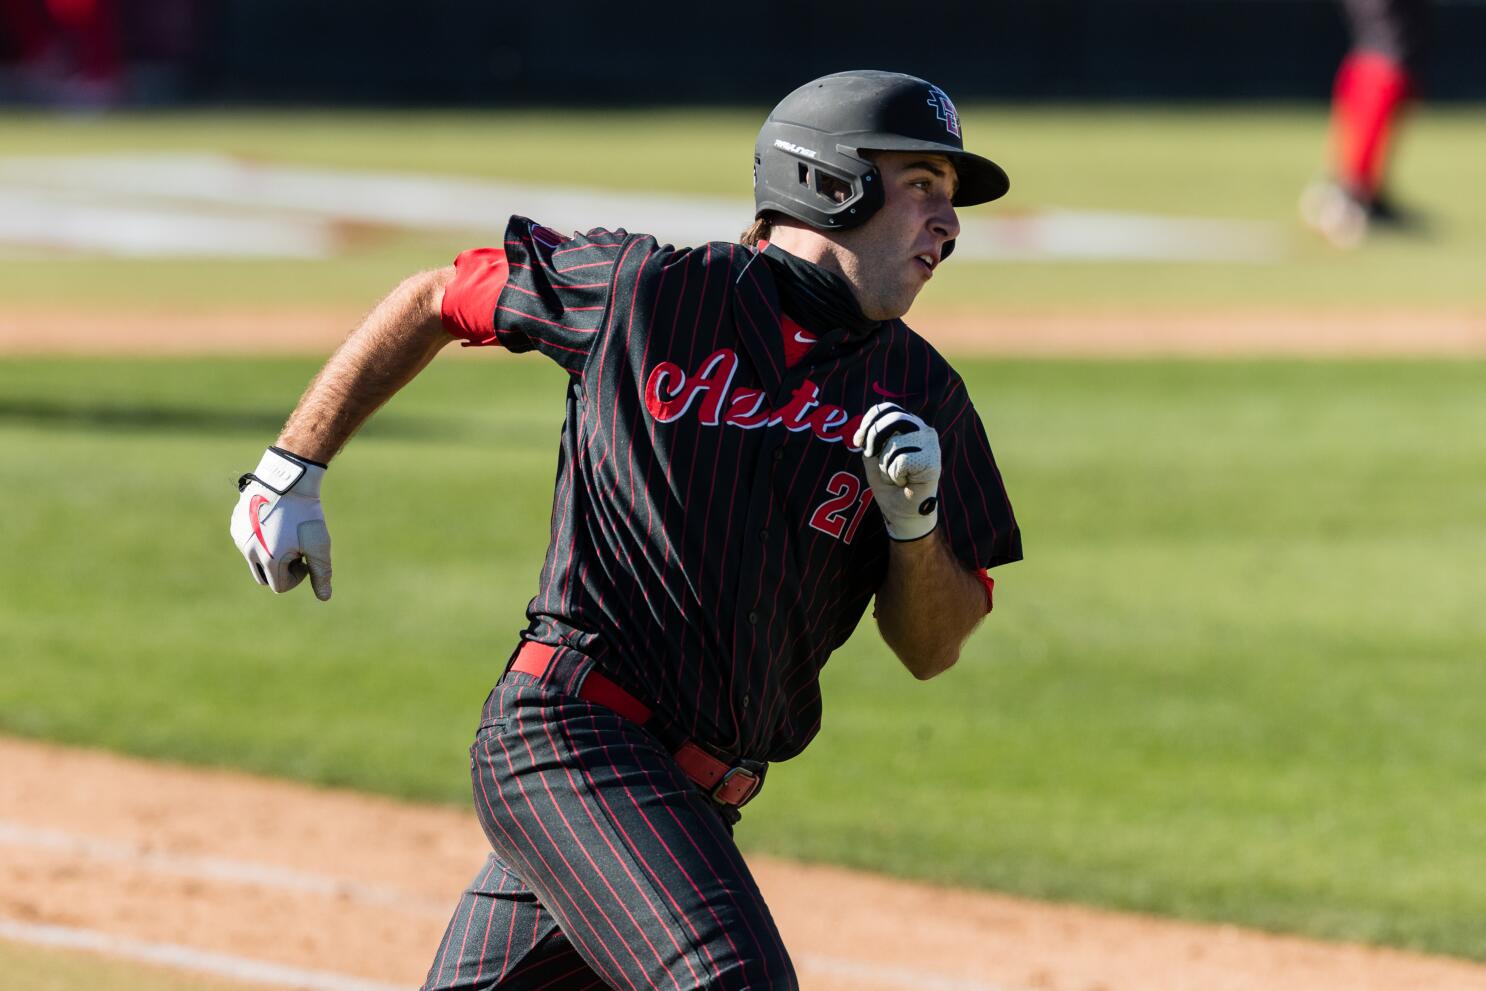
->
xmin=4 ymin=0 xmax=1486 ymax=105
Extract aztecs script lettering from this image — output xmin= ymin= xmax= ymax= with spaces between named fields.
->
xmin=644 ymin=349 xmax=864 ymax=450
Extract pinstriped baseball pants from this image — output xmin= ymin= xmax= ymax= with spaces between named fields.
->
xmin=420 ymin=672 xmax=798 ymax=991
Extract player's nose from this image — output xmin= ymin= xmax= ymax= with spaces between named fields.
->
xmin=930 ymin=201 xmax=960 ymax=244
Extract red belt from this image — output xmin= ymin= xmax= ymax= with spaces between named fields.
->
xmin=510 ymin=641 xmax=765 ymax=808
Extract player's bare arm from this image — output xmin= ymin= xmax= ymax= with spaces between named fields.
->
xmin=876 ymin=530 xmax=987 ymax=678
xmin=279 ymin=265 xmax=457 ymax=462
xmin=229 ymin=266 xmax=455 ymax=600
xmin=853 ymin=399 xmax=985 ymax=679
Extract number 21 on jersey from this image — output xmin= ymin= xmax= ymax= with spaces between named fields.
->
xmin=809 ymin=471 xmax=875 ymax=544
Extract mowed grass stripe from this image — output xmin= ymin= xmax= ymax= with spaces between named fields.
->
xmin=1 ymin=356 xmax=1483 ymax=959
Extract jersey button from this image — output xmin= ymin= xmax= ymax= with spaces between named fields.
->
xmin=772 ymin=448 xmax=784 ymax=461
xmin=747 ymin=610 xmax=758 ymax=625
xmin=759 ymin=529 xmax=768 ymax=542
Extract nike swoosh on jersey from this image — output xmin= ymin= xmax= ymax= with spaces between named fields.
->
xmin=871 ymin=382 xmax=912 ymax=399
xmin=793 ymin=331 xmax=818 ymax=344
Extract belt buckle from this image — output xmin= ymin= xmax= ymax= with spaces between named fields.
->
xmin=711 ymin=760 xmax=766 ymax=808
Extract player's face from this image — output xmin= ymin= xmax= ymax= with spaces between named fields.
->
xmin=833 ymin=152 xmax=960 ymax=321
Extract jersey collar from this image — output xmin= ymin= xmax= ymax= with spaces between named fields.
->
xmin=760 ymin=243 xmax=881 ymax=341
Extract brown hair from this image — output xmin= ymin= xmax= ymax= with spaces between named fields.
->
xmin=739 ymin=215 xmax=773 ymax=247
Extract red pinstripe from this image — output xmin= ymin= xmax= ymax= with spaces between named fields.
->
xmin=578 ymin=235 xmax=643 ymax=509
xmin=465 ymin=869 xmax=504 ymax=987
xmin=768 ymin=326 xmax=895 ymax=732
xmin=759 ymin=325 xmax=881 ymax=739
xmin=555 ymin=259 xmax=615 ymax=274
xmin=523 ymin=722 xmax=683 ymax=991
xmin=561 ymin=713 xmax=733 ymax=978
xmin=532 ymin=963 xmax=606 ymax=990
xmin=448 ymin=858 xmax=495 ymax=988
xmin=749 ymin=355 xmax=853 ymax=745
xmin=957 ymin=406 xmax=1003 ymax=553
xmin=680 ymin=245 xmax=728 ymax=731
xmin=553 ymin=725 xmax=725 ymax=983
xmin=468 ymin=766 xmax=612 ymax=978
xmin=616 ymin=261 xmax=676 ymax=641
xmin=590 ymin=249 xmax=664 ymax=649
xmin=599 ymin=722 xmax=780 ymax=983
xmin=713 ymin=244 xmax=756 ymax=743
xmin=502 ymin=281 xmax=542 ymax=299
xmin=754 ymin=340 xmax=866 ymax=732
xmin=494 ymin=305 xmax=600 ymax=334
xmin=477 ymin=727 xmax=638 ymax=987
xmin=537 ymin=444 xmax=570 ymax=615
xmin=427 ymin=858 xmax=486 ymax=989
xmin=643 ymin=252 xmax=689 ymax=660
xmin=496 ymin=872 xmax=520 ymax=982
xmin=552 ymin=241 xmax=623 ymax=255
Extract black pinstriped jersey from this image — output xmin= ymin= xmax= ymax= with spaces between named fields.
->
xmin=444 ymin=215 xmax=1021 ymax=762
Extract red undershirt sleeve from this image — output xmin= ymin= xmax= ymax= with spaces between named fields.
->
xmin=440 ymin=247 xmax=510 ymax=347
xmin=974 ymin=568 xmax=995 ymax=613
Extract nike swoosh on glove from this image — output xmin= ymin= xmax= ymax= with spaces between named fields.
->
xmin=230 ymin=446 xmax=333 ymax=600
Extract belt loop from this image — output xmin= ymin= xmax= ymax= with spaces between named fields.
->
xmin=552 ymin=645 xmax=593 ymax=698
xmin=510 ymin=640 xmax=594 ymax=697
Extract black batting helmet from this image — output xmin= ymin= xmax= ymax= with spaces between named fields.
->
xmin=753 ymin=70 xmax=1010 ymax=233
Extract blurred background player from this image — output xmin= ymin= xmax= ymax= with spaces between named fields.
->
xmin=1301 ymin=0 xmax=1432 ymax=247
xmin=0 ymin=0 xmax=124 ymax=107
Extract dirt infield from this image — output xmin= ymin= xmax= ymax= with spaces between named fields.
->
xmin=3 ymin=736 xmax=1485 ymax=991
xmin=3 ymin=305 xmax=1485 ymax=357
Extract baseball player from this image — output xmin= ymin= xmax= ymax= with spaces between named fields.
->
xmin=1301 ymin=0 xmax=1431 ymax=246
xmin=231 ymin=70 xmax=1022 ymax=990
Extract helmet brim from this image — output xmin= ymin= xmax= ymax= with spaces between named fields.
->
xmin=843 ymin=134 xmax=1010 ymax=207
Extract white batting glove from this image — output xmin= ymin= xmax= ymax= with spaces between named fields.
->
xmin=852 ymin=402 xmax=941 ymax=542
xmin=230 ymin=447 xmax=333 ymax=600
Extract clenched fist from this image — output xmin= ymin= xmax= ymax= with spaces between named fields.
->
xmin=230 ymin=447 xmax=333 ymax=600
xmin=852 ymin=402 xmax=940 ymax=541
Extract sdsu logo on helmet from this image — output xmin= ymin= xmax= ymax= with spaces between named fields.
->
xmin=925 ymin=84 xmax=960 ymax=138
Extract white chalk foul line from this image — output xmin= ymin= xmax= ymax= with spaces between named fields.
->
xmin=794 ymin=952 xmax=1017 ymax=991
xmin=0 ymin=918 xmax=411 ymax=991
xmin=0 ymin=819 xmax=1021 ymax=991
xmin=0 ymin=821 xmax=446 ymax=913
xmin=0 ymin=918 xmax=1015 ymax=991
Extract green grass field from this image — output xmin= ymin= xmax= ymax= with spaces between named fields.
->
xmin=0 ymin=941 xmax=253 ymax=991
xmin=1 ymin=106 xmax=1484 ymax=309
xmin=2 ymin=354 xmax=1484 ymax=959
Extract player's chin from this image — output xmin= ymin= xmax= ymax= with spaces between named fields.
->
xmin=887 ymin=284 xmax=926 ymax=320
xmin=861 ymin=281 xmax=923 ymax=322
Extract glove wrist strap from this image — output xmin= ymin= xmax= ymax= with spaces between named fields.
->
xmin=240 ymin=447 xmax=325 ymax=497
xmin=884 ymin=511 xmax=938 ymax=542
